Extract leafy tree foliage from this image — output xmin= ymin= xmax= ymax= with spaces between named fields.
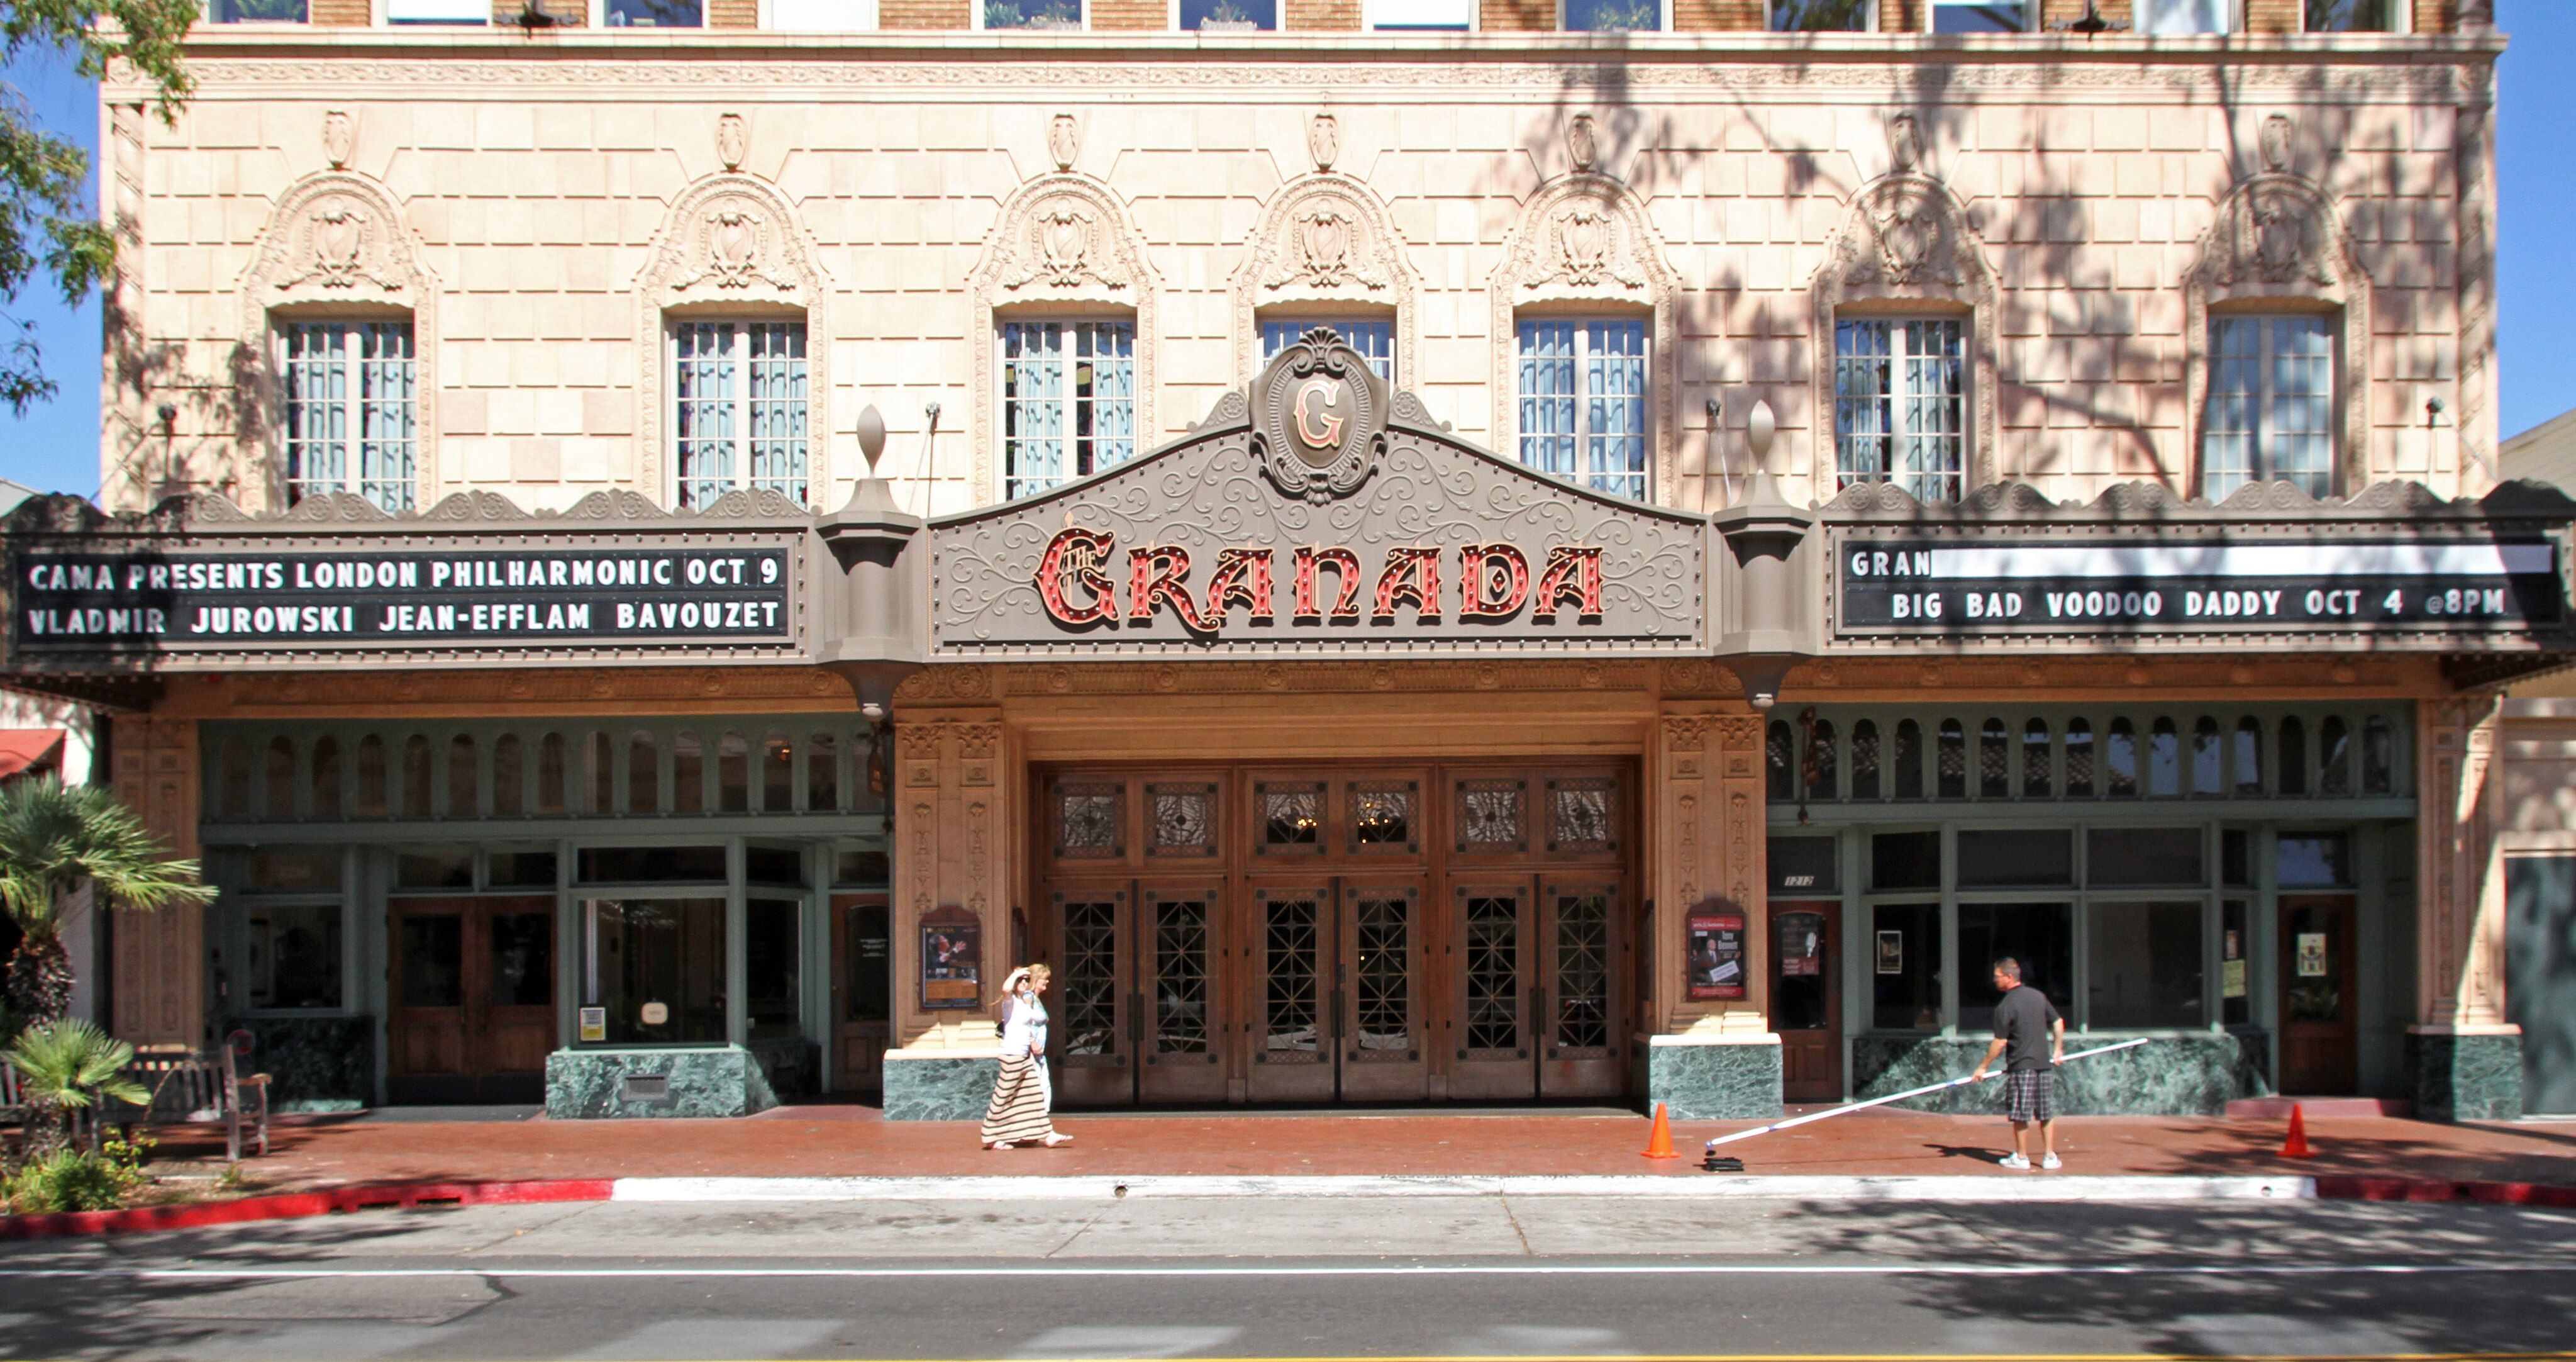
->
xmin=0 ymin=0 xmax=196 ymax=414
xmin=0 ymin=778 xmax=214 ymax=1028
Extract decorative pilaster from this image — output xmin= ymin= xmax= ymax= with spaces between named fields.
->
xmin=2455 ymin=85 xmax=2499 ymax=493
xmin=1647 ymin=710 xmax=1780 ymax=1119
xmin=2413 ymin=696 xmax=2521 ymax=1120
xmin=108 ymin=713 xmax=203 ymax=1044
xmin=888 ymin=705 xmax=1011 ymax=1052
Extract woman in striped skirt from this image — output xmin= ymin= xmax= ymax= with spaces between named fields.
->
xmin=982 ymin=964 xmax=1072 ymax=1149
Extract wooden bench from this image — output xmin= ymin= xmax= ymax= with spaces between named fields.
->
xmin=120 ymin=1032 xmax=270 ymax=1161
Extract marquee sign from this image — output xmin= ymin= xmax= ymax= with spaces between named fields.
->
xmin=13 ymin=547 xmax=795 ymax=650
xmin=1837 ymin=537 xmax=2565 ymax=636
xmin=929 ymin=334 xmax=1707 ymax=656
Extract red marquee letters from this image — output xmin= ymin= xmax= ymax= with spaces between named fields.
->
xmin=1034 ymin=528 xmax=1603 ymax=633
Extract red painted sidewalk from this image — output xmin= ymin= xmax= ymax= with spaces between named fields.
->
xmin=127 ymin=1105 xmax=2576 ymax=1193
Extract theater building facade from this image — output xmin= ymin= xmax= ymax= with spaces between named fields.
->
xmin=6 ymin=1 xmax=2567 ymax=1120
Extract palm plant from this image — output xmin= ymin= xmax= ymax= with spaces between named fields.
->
xmin=3 ymin=1019 xmax=149 ymax=1156
xmin=0 ymin=779 xmax=216 ymax=1030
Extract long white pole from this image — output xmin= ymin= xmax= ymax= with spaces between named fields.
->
xmin=1702 ymin=1037 xmax=2155 ymax=1149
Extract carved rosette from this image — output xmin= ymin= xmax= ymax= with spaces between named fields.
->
xmin=1230 ymin=173 xmax=1418 ymax=385
xmin=972 ymin=171 xmax=1158 ymax=503
xmin=1489 ymin=173 xmax=1680 ymax=498
xmin=633 ymin=172 xmax=834 ymax=504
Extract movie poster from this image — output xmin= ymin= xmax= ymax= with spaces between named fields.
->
xmin=919 ymin=907 xmax=984 ymax=1011
xmin=1685 ymin=903 xmax=1746 ymax=1002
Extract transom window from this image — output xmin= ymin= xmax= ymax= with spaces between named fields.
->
xmin=2202 ymin=315 xmax=2333 ymax=501
xmin=1769 ymin=0 xmax=1874 ymax=27
xmin=1929 ymin=0 xmax=2030 ymax=30
xmin=1177 ymin=0 xmax=1275 ymax=27
xmin=1564 ymin=0 xmax=1663 ymax=30
xmin=982 ymin=0 xmax=1085 ymax=27
xmin=670 ymin=320 xmax=810 ymax=510
xmin=2136 ymin=0 xmax=2231 ymax=32
xmin=1516 ymin=318 xmax=1648 ymax=501
xmin=1003 ymin=318 xmax=1136 ymax=500
xmin=1260 ymin=319 xmax=1395 ymax=383
xmin=280 ymin=320 xmax=417 ymax=513
xmin=210 ymin=0 xmax=306 ymax=20
xmin=2306 ymin=0 xmax=2401 ymax=30
xmin=1834 ymin=317 xmax=1964 ymax=504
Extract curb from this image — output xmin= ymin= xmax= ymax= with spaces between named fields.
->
xmin=0 ymin=1178 xmax=613 ymax=1241
xmin=2314 ymin=1175 xmax=2576 ymax=1208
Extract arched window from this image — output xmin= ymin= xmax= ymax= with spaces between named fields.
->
xmin=718 ymin=732 xmax=750 ymax=813
xmin=1806 ymin=719 xmax=1838 ymax=801
xmin=2319 ymin=716 xmax=2352 ymax=795
xmin=355 ymin=735 xmax=388 ymax=817
xmin=672 ymin=732 xmax=706 ymax=814
xmin=1937 ymin=719 xmax=1966 ymax=799
xmin=2363 ymin=715 xmax=2396 ymax=795
xmin=215 ymin=736 xmax=252 ymax=821
xmin=2106 ymin=718 xmax=2138 ymax=797
xmin=1767 ymin=722 xmax=1796 ymax=800
xmin=1894 ymin=719 xmax=1923 ymax=800
xmin=537 ymin=733 xmax=568 ymax=815
xmin=2233 ymin=717 xmax=2263 ymax=796
xmin=1979 ymin=719 xmax=2009 ymax=798
xmin=448 ymin=734 xmax=478 ymax=818
xmin=2148 ymin=718 xmax=2180 ymax=797
xmin=264 ymin=737 xmax=296 ymax=820
xmin=402 ymin=735 xmax=433 ymax=818
xmin=2190 ymin=717 xmax=2222 ymax=796
xmin=1851 ymin=720 xmax=1882 ymax=800
xmin=806 ymin=732 xmax=839 ymax=810
xmin=2278 ymin=717 xmax=2308 ymax=796
xmin=2022 ymin=719 xmax=2051 ymax=798
xmin=588 ymin=732 xmax=614 ymax=814
xmin=763 ymin=733 xmax=794 ymax=812
xmin=2064 ymin=719 xmax=2094 ymax=798
xmin=628 ymin=731 xmax=660 ymax=814
xmin=310 ymin=735 xmax=343 ymax=818
xmin=492 ymin=734 xmax=524 ymax=817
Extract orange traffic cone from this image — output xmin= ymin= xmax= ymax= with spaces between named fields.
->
xmin=1641 ymin=1102 xmax=1680 ymax=1159
xmin=2280 ymin=1103 xmax=2314 ymax=1159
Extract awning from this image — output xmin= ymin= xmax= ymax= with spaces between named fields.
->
xmin=0 ymin=729 xmax=67 ymax=781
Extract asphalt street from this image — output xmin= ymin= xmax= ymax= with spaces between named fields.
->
xmin=2 ymin=1194 xmax=2574 ymax=1360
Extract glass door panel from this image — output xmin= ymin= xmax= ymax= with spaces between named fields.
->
xmin=2280 ymin=893 xmax=2358 ymax=1093
xmin=831 ymin=893 xmax=891 ymax=1095
xmin=1341 ymin=880 xmax=1428 ymax=1101
xmin=481 ymin=899 xmax=557 ymax=1094
xmin=391 ymin=896 xmax=556 ymax=1103
xmin=1770 ymin=901 xmax=1841 ymax=1103
xmin=389 ymin=904 xmax=470 ymax=1101
xmin=1450 ymin=880 xmax=1535 ymax=1100
xmin=1051 ymin=885 xmax=1133 ymax=1107
xmin=1141 ymin=881 xmax=1228 ymax=1103
xmin=1537 ymin=881 xmax=1624 ymax=1099
xmin=1247 ymin=883 xmax=1335 ymax=1102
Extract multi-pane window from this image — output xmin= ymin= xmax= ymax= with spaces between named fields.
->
xmin=768 ymin=0 xmax=878 ymax=25
xmin=2202 ymin=315 xmax=2333 ymax=501
xmin=1516 ymin=318 xmax=1648 ymax=501
xmin=384 ymin=0 xmax=486 ymax=20
xmin=1769 ymin=0 xmax=1874 ymax=26
xmin=983 ymin=0 xmax=1085 ymax=26
xmin=1928 ymin=0 xmax=2029 ymax=30
xmin=1179 ymin=0 xmax=1275 ymax=27
xmin=1002 ymin=319 xmax=1136 ymax=500
xmin=1835 ymin=318 xmax=1965 ymax=503
xmin=2138 ymin=0 xmax=2230 ymax=31
xmin=1370 ymin=0 xmax=1470 ymax=26
xmin=282 ymin=321 xmax=417 ymax=513
xmin=1565 ymin=0 xmax=1663 ymax=29
xmin=604 ymin=0 xmax=703 ymax=24
xmin=2306 ymin=0 xmax=2399 ymax=30
xmin=210 ymin=0 xmax=308 ymax=20
xmin=1260 ymin=319 xmax=1395 ymax=384
xmin=671 ymin=320 xmax=810 ymax=510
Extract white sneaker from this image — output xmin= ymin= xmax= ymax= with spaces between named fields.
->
xmin=2041 ymin=1154 xmax=2062 ymax=1170
xmin=1998 ymin=1153 xmax=2031 ymax=1170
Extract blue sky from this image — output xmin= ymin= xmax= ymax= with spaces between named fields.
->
xmin=4 ymin=10 xmax=2574 ymax=498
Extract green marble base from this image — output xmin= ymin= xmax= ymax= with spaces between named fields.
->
xmin=882 ymin=1052 xmax=1000 ymax=1121
xmin=543 ymin=1046 xmax=779 ymax=1119
xmin=1852 ymin=1032 xmax=2270 ymax=1116
xmin=2408 ymin=1030 xmax=2523 ymax=1122
xmin=231 ymin=1015 xmax=375 ymax=1108
xmin=1645 ymin=1038 xmax=1784 ymax=1120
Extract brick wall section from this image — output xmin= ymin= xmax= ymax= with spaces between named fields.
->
xmin=710 ymin=0 xmax=757 ymax=24
xmin=1674 ymin=0 xmax=1761 ymax=31
xmin=489 ymin=0 xmax=590 ymax=23
xmin=1093 ymin=0 xmax=1166 ymax=29
xmin=880 ymin=0 xmax=970 ymax=25
xmin=311 ymin=0 xmax=368 ymax=23
xmin=1285 ymin=0 xmax=1359 ymax=29
xmin=2241 ymin=0 xmax=2296 ymax=31
xmin=1479 ymin=0 xmax=1554 ymax=30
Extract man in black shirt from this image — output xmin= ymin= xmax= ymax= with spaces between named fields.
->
xmin=1969 ymin=956 xmax=2065 ymax=1171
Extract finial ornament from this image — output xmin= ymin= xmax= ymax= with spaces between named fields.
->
xmin=1747 ymin=398 xmax=1777 ymax=476
xmin=856 ymin=404 xmax=887 ymax=476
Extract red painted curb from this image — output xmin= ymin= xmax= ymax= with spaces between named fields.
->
xmin=2314 ymin=1175 xmax=2576 ymax=1208
xmin=0 ymin=1178 xmax=615 ymax=1241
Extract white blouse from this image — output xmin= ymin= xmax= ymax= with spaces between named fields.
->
xmin=1001 ymin=993 xmax=1049 ymax=1058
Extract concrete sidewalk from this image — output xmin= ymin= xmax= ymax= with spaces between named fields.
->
xmin=128 ymin=1103 xmax=2576 ymax=1196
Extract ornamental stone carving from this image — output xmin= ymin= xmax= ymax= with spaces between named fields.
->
xmin=1307 ymin=112 xmax=1338 ymax=172
xmin=1048 ymin=113 xmax=1079 ymax=171
xmin=321 ymin=109 xmax=353 ymax=170
xmin=716 ymin=112 xmax=747 ymax=172
xmin=1250 ymin=329 xmax=1389 ymax=503
xmin=1230 ymin=172 xmax=1417 ymax=384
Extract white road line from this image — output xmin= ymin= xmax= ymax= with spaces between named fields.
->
xmin=0 ymin=1262 xmax=2569 ymax=1281
xmin=606 ymin=1175 xmax=2316 ymax=1203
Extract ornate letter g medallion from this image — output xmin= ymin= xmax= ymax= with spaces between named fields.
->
xmin=1253 ymin=327 xmax=1387 ymax=503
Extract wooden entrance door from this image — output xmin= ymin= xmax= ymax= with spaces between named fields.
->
xmin=1338 ymin=879 xmax=1430 ymax=1101
xmin=388 ymin=896 xmax=555 ymax=1104
xmin=1770 ymin=901 xmax=1841 ymax=1103
xmin=1051 ymin=883 xmax=1135 ymax=1107
xmin=1140 ymin=879 xmax=1229 ymax=1103
xmin=830 ymin=894 xmax=891 ymax=1095
xmin=1448 ymin=879 xmax=1536 ymax=1101
xmin=1245 ymin=881 xmax=1336 ymax=1102
xmin=2279 ymin=893 xmax=2359 ymax=1093
xmin=1538 ymin=879 xmax=1627 ymax=1100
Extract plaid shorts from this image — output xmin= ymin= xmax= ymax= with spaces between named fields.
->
xmin=2004 ymin=1069 xmax=2056 ymax=1123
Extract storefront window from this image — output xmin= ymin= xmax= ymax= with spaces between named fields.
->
xmin=1957 ymin=902 xmax=2071 ymax=1033
xmin=491 ymin=850 xmax=559 ymax=888
xmin=1957 ymin=829 xmax=2070 ymax=888
xmin=397 ymin=851 xmax=473 ymax=889
xmin=1871 ymin=902 xmax=1941 ymax=1030
xmin=628 ymin=731 xmax=659 ymax=813
xmin=1871 ymin=830 xmax=1941 ymax=891
xmin=245 ymin=902 xmax=344 ymax=1010
xmin=265 ymin=737 xmax=295 ymax=820
xmin=583 ymin=898 xmax=726 ymax=1044
xmin=357 ymin=735 xmax=388 ymax=817
xmin=2363 ymin=716 xmax=2396 ymax=794
xmin=2233 ymin=718 xmax=2263 ymax=795
xmin=2087 ymin=900 xmax=2205 ymax=1028
xmin=2278 ymin=833 xmax=2351 ymax=888
xmin=747 ymin=898 xmax=801 ymax=1040
xmin=1769 ymin=835 xmax=1838 ymax=894
xmin=673 ymin=732 xmax=706 ymax=815
xmin=808 ymin=732 xmax=840 ymax=811
xmin=448 ymin=734 xmax=478 ymax=817
xmin=578 ymin=844 xmax=728 ymax=883
xmin=2088 ymin=826 xmax=2202 ymax=886
xmin=719 ymin=733 xmax=750 ymax=813
xmin=845 ymin=898 xmax=890 ymax=1023
xmin=2221 ymin=898 xmax=2252 ymax=1026
xmin=2148 ymin=718 xmax=2180 ymax=796
xmin=763 ymin=734 xmax=794 ymax=812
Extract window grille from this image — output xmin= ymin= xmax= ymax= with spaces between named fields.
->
xmin=1516 ymin=318 xmax=1649 ymax=501
xmin=282 ymin=320 xmax=416 ymax=512
xmin=1003 ymin=319 xmax=1136 ymax=499
xmin=1260 ymin=319 xmax=1395 ymax=382
xmin=2203 ymin=316 xmax=2333 ymax=500
xmin=1835 ymin=318 xmax=1963 ymax=503
xmin=672 ymin=320 xmax=809 ymax=509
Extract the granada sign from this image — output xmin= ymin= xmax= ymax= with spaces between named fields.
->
xmin=1033 ymin=529 xmax=1604 ymax=634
